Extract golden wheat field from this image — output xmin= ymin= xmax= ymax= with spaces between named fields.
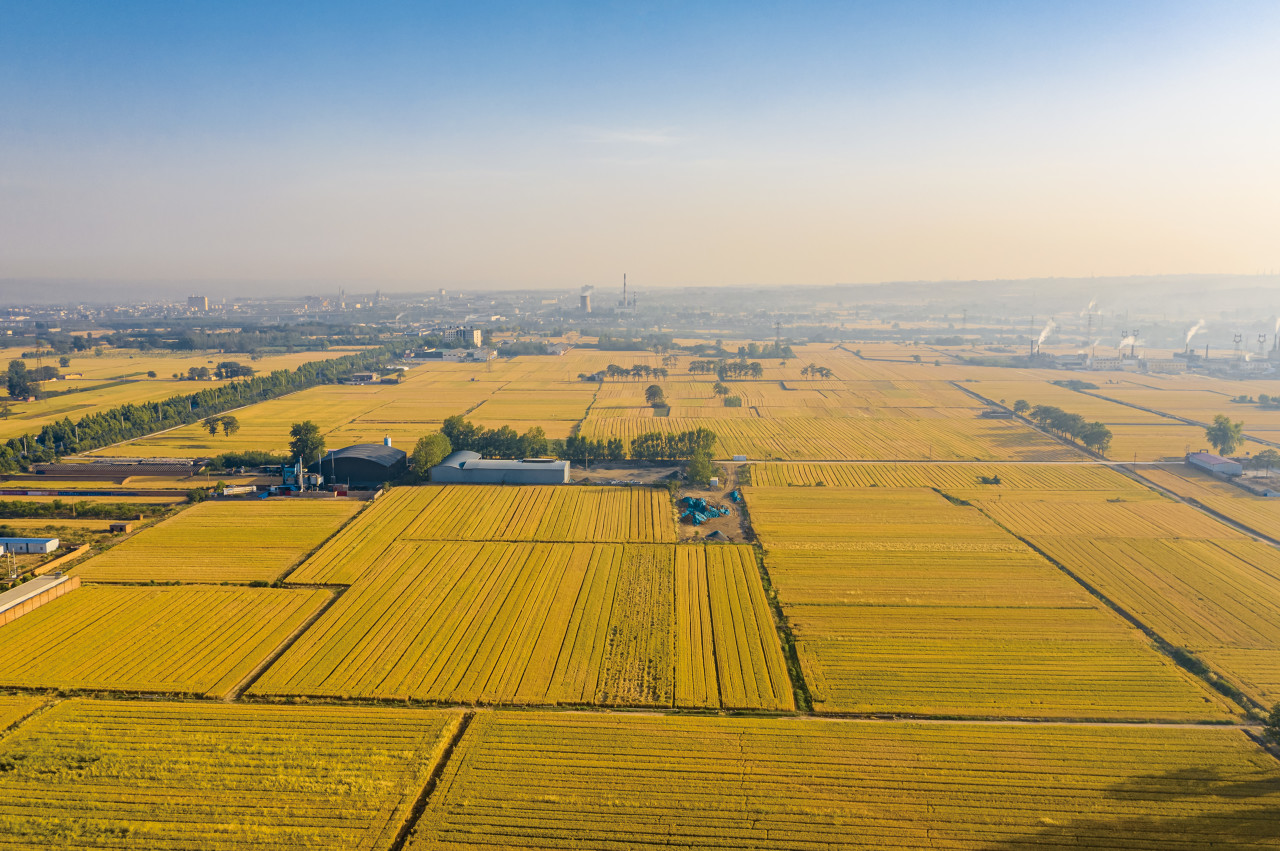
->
xmin=747 ymin=460 xmax=1145 ymax=490
xmin=408 ymin=713 xmax=1280 ymax=850
xmin=0 ymin=586 xmax=330 ymax=698
xmin=0 ymin=694 xmax=46 ymax=732
xmin=72 ymin=499 xmax=360 ymax=583
xmin=1140 ymin=465 xmax=1280 ymax=540
xmin=258 ymin=541 xmax=793 ymax=710
xmin=744 ymin=486 xmax=1230 ymax=718
xmin=292 ymin=486 xmax=676 ymax=584
xmin=0 ymin=699 xmax=463 ymax=849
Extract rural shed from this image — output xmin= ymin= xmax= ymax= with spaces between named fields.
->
xmin=311 ymin=442 xmax=408 ymax=488
xmin=1187 ymin=452 xmax=1243 ymax=477
xmin=431 ymin=451 xmax=570 ymax=484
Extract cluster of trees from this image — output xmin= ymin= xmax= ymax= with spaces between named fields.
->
xmin=738 ymin=342 xmax=794 ymax=359
xmin=0 ymin=499 xmax=155 ymax=520
xmin=1248 ymin=449 xmax=1280 ymax=472
xmin=1051 ymin=379 xmax=1099 ymax=391
xmin=594 ymin=332 xmax=675 ymax=353
xmin=589 ymin=364 xmax=671 ymax=381
xmin=1229 ymin=393 xmax=1280 ymax=409
xmin=799 ymin=364 xmax=834 ymax=379
xmin=1205 ymin=414 xmax=1245 ymax=455
xmin=1014 ymin=401 xmax=1113 ymax=452
xmin=688 ymin=359 xmax=764 ymax=379
xmin=203 ymin=415 xmax=241 ymax=437
xmin=645 ymin=385 xmax=666 ymax=408
xmin=629 ymin=428 xmax=717 ymax=461
xmin=7 ymin=361 xmax=60 ymax=398
xmin=0 ymin=346 xmax=397 ymax=473
xmin=416 ymin=416 xmax=717 ymax=468
xmin=441 ymin=415 xmax=551 ymax=460
xmin=91 ymin=323 xmax=381 ymax=353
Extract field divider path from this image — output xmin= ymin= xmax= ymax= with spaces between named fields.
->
xmin=226 ymin=587 xmax=344 ymax=700
xmin=949 ymin=380 xmax=1101 ymax=459
xmin=1116 ymin=463 xmax=1280 ymax=549
xmin=389 ymin=710 xmax=476 ymax=851
xmin=963 ymin=498 xmax=1261 ymax=717
xmin=1073 ymin=387 xmax=1280 ymax=450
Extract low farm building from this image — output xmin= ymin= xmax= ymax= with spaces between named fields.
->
xmin=0 ymin=574 xmax=79 ymax=626
xmin=431 ymin=451 xmax=570 ymax=484
xmin=1187 ymin=452 xmax=1243 ymax=477
xmin=0 ymin=537 xmax=59 ymax=554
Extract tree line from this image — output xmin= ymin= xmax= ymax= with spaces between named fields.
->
xmin=1013 ymin=401 xmax=1113 ymax=453
xmin=405 ymin=415 xmax=720 ymax=479
xmin=0 ymin=345 xmax=399 ymax=473
xmin=688 ymin=359 xmax=764 ymax=379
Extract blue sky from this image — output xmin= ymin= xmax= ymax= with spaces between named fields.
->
xmin=1 ymin=1 xmax=1277 ymax=289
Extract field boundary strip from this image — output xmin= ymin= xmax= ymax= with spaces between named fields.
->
xmin=1119 ymin=464 xmax=1280 ymax=549
xmin=390 ymin=710 xmax=476 ymax=851
xmin=226 ymin=587 xmax=344 ymax=700
xmin=963 ymin=498 xmax=1258 ymax=716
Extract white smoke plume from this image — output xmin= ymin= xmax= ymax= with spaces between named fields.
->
xmin=1118 ymin=335 xmax=1136 ymax=351
xmin=1080 ymin=298 xmax=1097 ymax=316
xmin=1185 ymin=319 xmax=1205 ymax=347
xmin=1037 ymin=319 xmax=1056 ymax=346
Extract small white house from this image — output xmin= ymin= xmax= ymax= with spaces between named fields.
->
xmin=0 ymin=537 xmax=59 ymax=555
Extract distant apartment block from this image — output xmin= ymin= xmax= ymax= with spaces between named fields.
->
xmin=187 ymin=295 xmax=208 ymax=311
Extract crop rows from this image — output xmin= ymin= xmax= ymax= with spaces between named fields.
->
xmin=1032 ymin=536 xmax=1280 ymax=705
xmin=74 ymin=499 xmax=360 ymax=583
xmin=398 ymin=486 xmax=676 ymax=543
xmin=0 ymin=586 xmax=330 ymax=698
xmin=580 ymin=413 xmax=1079 ymax=460
xmin=974 ymin=496 xmax=1243 ymax=539
xmin=292 ymin=486 xmax=675 ymax=585
xmin=1141 ymin=466 xmax=1280 ymax=540
xmin=793 ymin=605 xmax=1230 ymax=719
xmin=748 ymin=461 xmax=1145 ymax=491
xmin=255 ymin=542 xmax=793 ymax=710
xmin=408 ymin=713 xmax=1280 ymax=850
xmin=743 ymin=486 xmax=1230 ymax=718
xmin=0 ymin=699 xmax=462 ymax=849
xmin=0 ymin=694 xmax=45 ymax=732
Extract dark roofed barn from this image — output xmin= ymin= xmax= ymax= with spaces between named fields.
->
xmin=311 ymin=442 xmax=407 ymax=488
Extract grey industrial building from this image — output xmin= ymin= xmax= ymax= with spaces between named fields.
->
xmin=431 ymin=451 xmax=570 ymax=484
xmin=311 ymin=441 xmax=408 ymax=488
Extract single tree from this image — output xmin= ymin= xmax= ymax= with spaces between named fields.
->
xmin=220 ymin=415 xmax=240 ymax=437
xmin=685 ymin=449 xmax=718 ymax=487
xmin=1266 ymin=702 xmax=1280 ymax=745
xmin=1205 ymin=414 xmax=1245 ymax=456
xmin=6 ymin=360 xmax=30 ymax=399
xmin=1250 ymin=449 xmax=1280 ymax=474
xmin=712 ymin=382 xmax=729 ymax=397
xmin=203 ymin=417 xmax=221 ymax=436
xmin=58 ymin=356 xmax=71 ymax=368
xmin=410 ymin=432 xmax=452 ymax=480
xmin=288 ymin=421 xmax=325 ymax=465
xmin=645 ymin=384 xmax=666 ymax=406
xmin=1013 ymin=399 xmax=1030 ymax=415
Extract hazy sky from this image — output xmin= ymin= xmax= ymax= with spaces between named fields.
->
xmin=1 ymin=1 xmax=1278 ymax=290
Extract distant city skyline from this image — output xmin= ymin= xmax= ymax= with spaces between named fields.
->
xmin=2 ymin=1 xmax=1277 ymax=288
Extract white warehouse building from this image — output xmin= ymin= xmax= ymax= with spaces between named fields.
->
xmin=430 ymin=451 xmax=570 ymax=485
